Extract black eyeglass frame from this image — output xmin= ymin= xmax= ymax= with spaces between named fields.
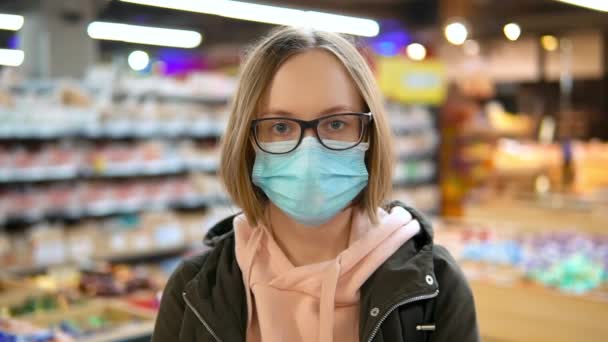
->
xmin=250 ymin=112 xmax=373 ymax=154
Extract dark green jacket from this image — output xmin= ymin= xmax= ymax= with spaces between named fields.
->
xmin=152 ymin=202 xmax=480 ymax=342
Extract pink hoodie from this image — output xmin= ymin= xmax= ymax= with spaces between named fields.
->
xmin=234 ymin=206 xmax=421 ymax=342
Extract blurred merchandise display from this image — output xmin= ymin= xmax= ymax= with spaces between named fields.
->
xmin=0 ymin=141 xmax=219 ymax=183
xmin=436 ymin=221 xmax=607 ymax=295
xmin=0 ymin=205 xmax=238 ymax=341
xmin=386 ymin=102 xmax=440 ymax=212
xmin=434 ymin=219 xmax=608 ymax=341
xmin=0 ymin=175 xmax=228 ymax=225
xmin=490 ymin=139 xmax=608 ymax=195
xmin=0 ymin=209 xmax=230 ymax=273
xmin=0 ymin=82 xmax=228 ymax=139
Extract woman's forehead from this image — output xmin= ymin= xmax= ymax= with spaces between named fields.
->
xmin=259 ymin=49 xmax=365 ymax=120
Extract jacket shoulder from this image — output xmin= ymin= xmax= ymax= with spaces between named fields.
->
xmin=152 ymin=251 xmax=212 ymax=341
xmin=167 ymin=251 xmax=215 ymax=296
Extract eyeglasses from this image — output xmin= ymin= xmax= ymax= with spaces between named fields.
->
xmin=251 ymin=112 xmax=372 ymax=154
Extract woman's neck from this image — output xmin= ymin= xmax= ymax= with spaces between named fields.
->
xmin=267 ymin=203 xmax=353 ymax=267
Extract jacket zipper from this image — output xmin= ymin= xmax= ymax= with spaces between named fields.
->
xmin=183 ymin=291 xmax=223 ymax=342
xmin=366 ymin=289 xmax=439 ymax=342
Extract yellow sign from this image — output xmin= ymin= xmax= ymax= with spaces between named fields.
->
xmin=377 ymin=57 xmax=446 ymax=105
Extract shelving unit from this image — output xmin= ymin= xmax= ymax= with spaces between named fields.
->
xmin=0 ymin=119 xmax=225 ymax=140
xmin=0 ymin=159 xmax=219 ymax=183
xmin=0 ymin=78 xmax=235 ymax=297
xmin=388 ymin=103 xmax=441 ymax=215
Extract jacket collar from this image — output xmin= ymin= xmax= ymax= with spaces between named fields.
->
xmin=184 ymin=201 xmax=437 ymax=342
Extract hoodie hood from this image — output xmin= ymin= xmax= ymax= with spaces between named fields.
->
xmin=203 ymin=201 xmax=434 ymax=249
xmin=232 ymin=205 xmax=421 ymax=342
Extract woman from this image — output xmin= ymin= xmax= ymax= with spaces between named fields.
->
xmin=152 ymin=27 xmax=479 ymax=342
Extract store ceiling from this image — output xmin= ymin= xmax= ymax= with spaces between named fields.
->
xmin=0 ymin=0 xmax=606 ymax=50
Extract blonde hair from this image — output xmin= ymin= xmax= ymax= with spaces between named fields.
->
xmin=219 ymin=26 xmax=394 ymax=226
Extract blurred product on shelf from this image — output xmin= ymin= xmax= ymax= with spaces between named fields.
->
xmin=86 ymin=71 xmax=237 ymax=101
xmin=0 ymin=318 xmax=71 ymax=342
xmin=489 ymin=139 xmax=608 ymax=196
xmin=0 ymin=174 xmax=227 ymax=224
xmin=0 ymin=208 xmax=223 ymax=272
xmin=385 ymin=103 xmax=435 ymax=133
xmin=0 ymin=299 xmax=156 ymax=342
xmin=0 ymin=141 xmax=219 ymax=182
xmin=386 ymin=103 xmax=440 ymax=206
xmin=0 ymin=262 xmax=166 ymax=341
xmin=435 ymin=220 xmax=608 ymax=295
xmin=0 ymin=76 xmax=230 ymax=139
xmin=393 ymin=186 xmax=440 ymax=214
xmin=393 ymin=160 xmax=437 ymax=186
xmin=394 ymin=131 xmax=439 ymax=159
xmin=485 ymin=102 xmax=536 ymax=137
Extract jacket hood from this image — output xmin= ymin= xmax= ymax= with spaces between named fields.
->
xmin=203 ymin=201 xmax=434 ymax=249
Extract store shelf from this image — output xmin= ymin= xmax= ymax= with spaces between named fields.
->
xmin=10 ymin=83 xmax=231 ymax=105
xmin=392 ymin=176 xmax=436 ymax=188
xmin=392 ymin=123 xmax=435 ymax=136
xmin=0 ymin=160 xmax=219 ymax=183
xmin=4 ymin=244 xmax=196 ymax=276
xmin=0 ymin=195 xmax=232 ymax=226
xmin=0 ymin=121 xmax=225 ymax=140
xmin=2 ymin=261 xmax=72 ymax=276
xmin=465 ymin=196 xmax=608 ymax=234
xmin=81 ymin=321 xmax=155 ymax=342
xmin=94 ymin=245 xmax=191 ymax=264
xmin=398 ymin=150 xmax=436 ymax=161
xmin=471 ymin=279 xmax=608 ymax=342
xmin=112 ymin=90 xmax=230 ymax=105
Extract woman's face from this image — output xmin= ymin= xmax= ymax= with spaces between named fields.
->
xmin=259 ymin=49 xmax=365 ymax=129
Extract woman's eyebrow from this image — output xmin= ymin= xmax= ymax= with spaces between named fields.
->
xmin=259 ymin=109 xmax=295 ymax=118
xmin=260 ymin=105 xmax=356 ymax=118
xmin=318 ymin=105 xmax=356 ymax=115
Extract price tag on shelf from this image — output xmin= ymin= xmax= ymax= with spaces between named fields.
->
xmin=34 ymin=240 xmax=66 ymax=265
xmin=154 ymin=223 xmax=184 ymax=248
xmin=133 ymin=233 xmax=152 ymax=251
xmin=69 ymin=237 xmax=94 ymax=260
xmin=110 ymin=233 xmax=128 ymax=252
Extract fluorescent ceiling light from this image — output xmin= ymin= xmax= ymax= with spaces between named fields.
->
xmin=0 ymin=14 xmax=24 ymax=31
xmin=120 ymin=0 xmax=380 ymax=37
xmin=0 ymin=49 xmax=25 ymax=66
xmin=554 ymin=0 xmax=608 ymax=12
xmin=87 ymin=21 xmax=202 ymax=48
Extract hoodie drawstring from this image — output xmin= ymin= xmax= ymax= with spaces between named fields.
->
xmin=319 ymin=255 xmax=342 ymax=342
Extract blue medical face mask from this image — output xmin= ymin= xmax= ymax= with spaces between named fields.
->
xmin=252 ymin=136 xmax=369 ymax=226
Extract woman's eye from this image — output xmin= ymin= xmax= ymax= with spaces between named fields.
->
xmin=272 ymin=122 xmax=290 ymax=134
xmin=329 ymin=120 xmax=345 ymax=130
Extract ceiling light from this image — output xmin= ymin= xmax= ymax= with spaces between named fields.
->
xmin=119 ymin=0 xmax=380 ymax=37
xmin=553 ymin=0 xmax=608 ymax=12
xmin=0 ymin=14 xmax=24 ymax=31
xmin=445 ymin=22 xmax=468 ymax=45
xmin=87 ymin=21 xmax=202 ymax=48
xmin=128 ymin=50 xmax=150 ymax=71
xmin=406 ymin=43 xmax=427 ymax=61
xmin=503 ymin=23 xmax=521 ymax=41
xmin=541 ymin=35 xmax=559 ymax=51
xmin=0 ymin=49 xmax=24 ymax=66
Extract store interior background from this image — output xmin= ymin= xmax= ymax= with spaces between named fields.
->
xmin=0 ymin=0 xmax=607 ymax=341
